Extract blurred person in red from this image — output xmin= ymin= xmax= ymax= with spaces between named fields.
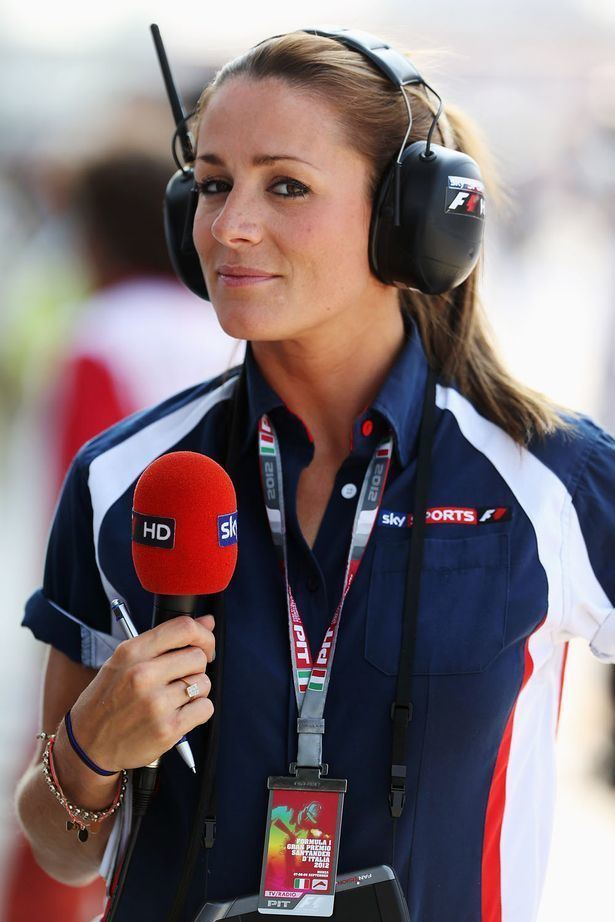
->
xmin=49 ymin=151 xmax=243 ymax=492
xmin=3 ymin=150 xmax=241 ymax=922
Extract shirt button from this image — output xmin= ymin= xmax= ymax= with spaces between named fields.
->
xmin=306 ymin=575 xmax=320 ymax=593
xmin=361 ymin=418 xmax=374 ymax=437
xmin=341 ymin=483 xmax=357 ymax=499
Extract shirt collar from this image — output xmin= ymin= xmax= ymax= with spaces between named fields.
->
xmin=239 ymin=314 xmax=429 ymax=467
xmin=242 ymin=341 xmax=284 ymax=448
xmin=371 ymin=313 xmax=429 ymax=467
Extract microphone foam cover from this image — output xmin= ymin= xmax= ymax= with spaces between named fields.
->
xmin=132 ymin=450 xmax=237 ymax=595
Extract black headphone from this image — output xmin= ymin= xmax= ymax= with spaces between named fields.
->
xmin=152 ymin=25 xmax=486 ymax=299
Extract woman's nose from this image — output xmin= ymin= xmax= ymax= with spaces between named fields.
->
xmin=209 ymin=189 xmax=263 ymax=247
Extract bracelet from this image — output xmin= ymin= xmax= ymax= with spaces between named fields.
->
xmin=64 ymin=709 xmax=117 ymax=777
xmin=38 ymin=732 xmax=127 ymax=843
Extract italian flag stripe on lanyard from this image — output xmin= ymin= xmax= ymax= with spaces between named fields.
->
xmin=258 ymin=414 xmax=393 ymax=710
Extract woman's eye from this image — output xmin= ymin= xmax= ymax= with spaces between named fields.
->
xmin=270 ymin=179 xmax=310 ymax=198
xmin=195 ymin=179 xmax=230 ymax=196
xmin=195 ymin=177 xmax=309 ymax=199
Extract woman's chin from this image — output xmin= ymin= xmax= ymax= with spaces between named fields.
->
xmin=212 ymin=297 xmax=297 ymax=341
xmin=210 ymin=301 xmax=289 ymax=343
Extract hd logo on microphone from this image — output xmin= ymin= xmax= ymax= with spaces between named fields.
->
xmin=218 ymin=511 xmax=238 ymax=547
xmin=132 ymin=511 xmax=175 ymax=549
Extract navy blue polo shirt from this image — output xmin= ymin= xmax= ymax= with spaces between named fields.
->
xmin=23 ymin=317 xmax=615 ymax=922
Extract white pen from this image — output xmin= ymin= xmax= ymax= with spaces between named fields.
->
xmin=110 ymin=598 xmax=197 ymax=774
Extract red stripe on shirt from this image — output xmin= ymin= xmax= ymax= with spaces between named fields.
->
xmin=481 ymin=620 xmax=543 ymax=922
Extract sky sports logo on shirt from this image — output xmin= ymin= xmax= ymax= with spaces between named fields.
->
xmin=379 ymin=506 xmax=512 ymax=528
xmin=217 ymin=511 xmax=238 ymax=547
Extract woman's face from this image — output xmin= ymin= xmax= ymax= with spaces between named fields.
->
xmin=193 ymin=76 xmax=392 ymax=342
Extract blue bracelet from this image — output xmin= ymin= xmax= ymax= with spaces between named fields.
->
xmin=64 ymin=709 xmax=117 ymax=777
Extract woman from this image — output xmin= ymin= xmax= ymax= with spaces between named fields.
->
xmin=16 ymin=29 xmax=615 ymax=922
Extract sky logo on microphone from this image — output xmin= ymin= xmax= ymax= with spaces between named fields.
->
xmin=218 ymin=511 xmax=238 ymax=547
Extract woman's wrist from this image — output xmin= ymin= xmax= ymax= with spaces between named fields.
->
xmin=52 ymin=721 xmax=121 ymax=812
xmin=64 ymin=709 xmax=119 ymax=777
xmin=40 ymin=734 xmax=127 ymax=842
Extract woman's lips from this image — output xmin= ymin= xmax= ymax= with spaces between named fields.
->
xmin=217 ymin=273 xmax=279 ymax=287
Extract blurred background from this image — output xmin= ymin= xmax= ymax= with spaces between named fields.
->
xmin=0 ymin=1 xmax=614 ymax=919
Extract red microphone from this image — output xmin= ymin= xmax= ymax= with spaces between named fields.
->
xmin=132 ymin=450 xmax=238 ymax=623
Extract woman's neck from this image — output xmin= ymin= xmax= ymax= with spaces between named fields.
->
xmin=251 ymin=302 xmax=406 ymax=461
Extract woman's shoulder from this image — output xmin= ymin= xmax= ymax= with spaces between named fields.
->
xmin=527 ymin=409 xmax=615 ymax=501
xmin=436 ymin=379 xmax=614 ymax=504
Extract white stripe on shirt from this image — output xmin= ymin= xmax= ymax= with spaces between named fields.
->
xmin=435 ymin=384 xmax=567 ymax=922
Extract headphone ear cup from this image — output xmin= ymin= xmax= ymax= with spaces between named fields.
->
xmin=163 ymin=169 xmax=210 ymax=300
xmin=369 ymin=141 xmax=485 ymax=294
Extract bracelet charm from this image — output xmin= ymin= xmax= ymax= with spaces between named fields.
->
xmin=37 ymin=731 xmax=127 ymax=843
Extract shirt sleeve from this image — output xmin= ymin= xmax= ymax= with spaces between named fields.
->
xmin=22 ymin=453 xmax=118 ymax=667
xmin=562 ymin=425 xmax=615 ymax=662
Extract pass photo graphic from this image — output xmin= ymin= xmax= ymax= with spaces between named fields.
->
xmin=258 ymin=787 xmax=344 ymax=916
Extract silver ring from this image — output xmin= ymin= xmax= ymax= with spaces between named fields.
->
xmin=185 ymin=683 xmax=199 ymax=699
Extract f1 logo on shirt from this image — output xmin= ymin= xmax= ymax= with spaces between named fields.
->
xmin=217 ymin=511 xmax=238 ymax=547
xmin=379 ymin=506 xmax=511 ymax=527
xmin=477 ymin=507 xmax=510 ymax=523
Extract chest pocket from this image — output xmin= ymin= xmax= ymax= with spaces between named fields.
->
xmin=365 ymin=532 xmax=509 ymax=676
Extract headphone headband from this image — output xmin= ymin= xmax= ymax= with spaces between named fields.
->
xmin=280 ymin=27 xmax=426 ymax=88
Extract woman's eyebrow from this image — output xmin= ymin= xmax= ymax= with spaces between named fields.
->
xmin=196 ymin=152 xmax=320 ymax=169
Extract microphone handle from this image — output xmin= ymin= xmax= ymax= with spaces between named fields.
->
xmin=153 ymin=593 xmax=199 ymax=626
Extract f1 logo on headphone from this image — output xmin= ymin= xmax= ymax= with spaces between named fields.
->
xmin=446 ymin=176 xmax=485 ymax=220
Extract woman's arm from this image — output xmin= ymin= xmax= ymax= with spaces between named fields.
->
xmin=15 ymin=614 xmax=216 ymax=886
xmin=15 ymin=647 xmax=118 ymax=885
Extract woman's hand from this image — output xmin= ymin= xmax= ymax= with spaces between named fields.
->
xmin=65 ymin=614 xmax=216 ymax=772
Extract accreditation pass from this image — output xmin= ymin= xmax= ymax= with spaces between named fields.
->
xmin=257 ymin=773 xmax=347 ymax=916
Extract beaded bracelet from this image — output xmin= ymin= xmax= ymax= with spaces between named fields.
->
xmin=38 ymin=732 xmax=128 ymax=843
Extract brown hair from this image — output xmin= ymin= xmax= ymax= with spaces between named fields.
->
xmin=194 ymin=31 xmax=579 ymax=446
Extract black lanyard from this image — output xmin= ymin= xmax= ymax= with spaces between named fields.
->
xmin=390 ymin=365 xmax=437 ymax=815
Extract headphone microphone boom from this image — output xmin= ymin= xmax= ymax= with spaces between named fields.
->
xmin=150 ymin=23 xmax=486 ymax=299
